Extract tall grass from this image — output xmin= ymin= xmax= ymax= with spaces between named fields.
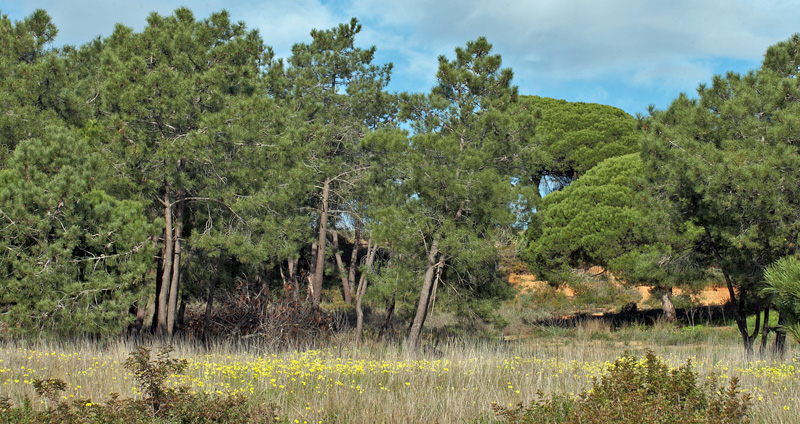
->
xmin=1 ymin=326 xmax=797 ymax=423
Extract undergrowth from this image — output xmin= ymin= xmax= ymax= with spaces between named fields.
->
xmin=1 ymin=345 xmax=279 ymax=423
xmin=489 ymin=350 xmax=751 ymax=424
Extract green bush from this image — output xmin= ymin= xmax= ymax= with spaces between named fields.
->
xmin=491 ymin=351 xmax=750 ymax=424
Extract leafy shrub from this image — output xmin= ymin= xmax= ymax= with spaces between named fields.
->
xmin=492 ymin=351 xmax=751 ymax=424
xmin=124 ymin=345 xmax=188 ymax=414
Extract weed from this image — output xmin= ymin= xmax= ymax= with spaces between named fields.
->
xmin=124 ymin=345 xmax=187 ymax=414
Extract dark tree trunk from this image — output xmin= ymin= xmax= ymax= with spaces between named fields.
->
xmin=128 ymin=301 xmax=146 ymax=339
xmin=773 ymin=313 xmax=787 ymax=359
xmin=348 ymin=224 xmax=360 ymax=297
xmin=202 ymin=280 xmax=216 ymax=346
xmin=150 ymin=244 xmax=164 ymax=333
xmin=705 ymin=227 xmax=758 ymax=356
xmin=759 ymin=307 xmax=770 ymax=356
xmin=378 ymin=295 xmax=396 ymax=341
xmin=166 ymin=187 xmax=184 ymax=337
xmin=176 ymin=296 xmax=187 ymax=330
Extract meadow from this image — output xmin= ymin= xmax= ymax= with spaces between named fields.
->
xmin=1 ymin=320 xmax=798 ymax=423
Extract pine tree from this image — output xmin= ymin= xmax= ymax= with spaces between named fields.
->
xmin=279 ymin=18 xmax=394 ymax=305
xmin=0 ymin=127 xmax=159 ymax=338
xmin=94 ymin=8 xmax=269 ymax=336
xmin=524 ymin=153 xmax=705 ymax=320
xmin=642 ymin=34 xmax=800 ymax=354
xmin=383 ymin=37 xmax=531 ymax=348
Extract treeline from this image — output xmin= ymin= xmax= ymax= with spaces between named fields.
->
xmin=1 ymin=8 xmax=799 ymax=354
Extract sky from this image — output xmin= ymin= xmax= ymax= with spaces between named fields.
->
xmin=2 ymin=0 xmax=800 ymax=116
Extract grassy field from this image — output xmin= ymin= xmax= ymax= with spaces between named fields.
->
xmin=1 ymin=320 xmax=798 ymax=423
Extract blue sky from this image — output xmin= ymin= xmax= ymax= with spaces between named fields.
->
xmin=3 ymin=0 xmax=799 ymax=116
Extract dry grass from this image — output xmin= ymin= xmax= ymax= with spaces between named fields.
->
xmin=1 ymin=331 xmax=798 ymax=423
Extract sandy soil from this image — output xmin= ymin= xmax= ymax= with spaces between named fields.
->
xmin=508 ymin=268 xmax=730 ymax=307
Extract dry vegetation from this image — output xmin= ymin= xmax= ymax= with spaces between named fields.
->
xmin=1 ymin=325 xmax=797 ymax=423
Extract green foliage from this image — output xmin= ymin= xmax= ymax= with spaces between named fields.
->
xmin=763 ymin=256 xmax=800 ymax=342
xmin=0 ymin=10 xmax=90 ymax=167
xmin=524 ymin=154 xmax=704 ymax=293
xmin=518 ymin=95 xmax=639 ymax=196
xmin=641 ymin=33 xmax=800 ymax=350
xmin=642 ymin=35 xmax=800 ymax=290
xmin=124 ymin=345 xmax=188 ymax=413
xmin=0 ymin=127 xmax=159 ymax=338
xmin=491 ymin=351 xmax=751 ymax=424
xmin=378 ymin=37 xmax=529 ymax=336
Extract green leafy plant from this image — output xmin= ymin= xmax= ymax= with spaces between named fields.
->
xmin=32 ymin=378 xmax=67 ymax=406
xmin=124 ymin=345 xmax=188 ymax=414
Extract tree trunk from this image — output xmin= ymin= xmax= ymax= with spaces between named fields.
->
xmin=660 ymin=287 xmax=676 ymax=321
xmin=773 ymin=312 xmax=787 ymax=359
xmin=312 ymin=177 xmax=331 ymax=306
xmin=308 ymin=242 xmax=318 ymax=302
xmin=348 ymin=224 xmax=360 ymax=296
xmin=176 ymin=296 xmax=187 ymax=329
xmin=355 ymin=241 xmax=378 ymax=344
xmin=128 ymin=301 xmax=146 ymax=339
xmin=378 ymin=296 xmax=396 ymax=341
xmin=166 ymin=188 xmax=184 ymax=337
xmin=759 ymin=306 xmax=770 ymax=356
xmin=332 ymin=230 xmax=352 ymax=303
xmin=157 ymin=189 xmax=173 ymax=337
xmin=288 ymin=258 xmax=299 ymax=300
xmin=202 ymin=280 xmax=216 ymax=346
xmin=406 ymin=237 xmax=440 ymax=349
xmin=705 ymin=227 xmax=758 ymax=355
xmin=150 ymin=245 xmax=163 ymax=334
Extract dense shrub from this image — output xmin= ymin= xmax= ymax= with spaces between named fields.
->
xmin=492 ymin=351 xmax=750 ymax=424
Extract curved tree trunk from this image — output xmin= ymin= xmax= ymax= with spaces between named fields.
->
xmin=406 ymin=237 xmax=440 ymax=350
xmin=312 ymin=177 xmax=331 ymax=306
xmin=348 ymin=224 xmax=360 ymax=298
xmin=660 ymin=287 xmax=676 ymax=321
xmin=332 ymin=230 xmax=352 ymax=303
xmin=705 ymin=227 xmax=759 ymax=356
xmin=355 ymin=241 xmax=378 ymax=344
xmin=378 ymin=296 xmax=396 ymax=341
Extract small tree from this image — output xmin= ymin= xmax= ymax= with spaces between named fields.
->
xmin=385 ymin=37 xmax=531 ymax=349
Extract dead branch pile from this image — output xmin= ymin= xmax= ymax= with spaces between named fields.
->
xmin=185 ymin=284 xmax=333 ymax=348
